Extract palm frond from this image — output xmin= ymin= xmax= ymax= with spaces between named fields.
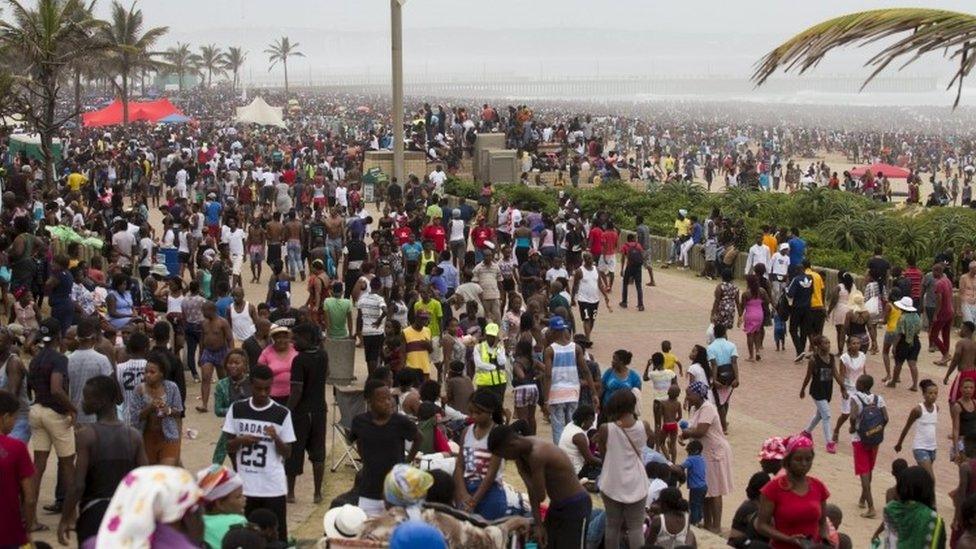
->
xmin=752 ymin=8 xmax=976 ymax=107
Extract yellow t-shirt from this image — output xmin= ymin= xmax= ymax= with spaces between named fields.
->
xmin=663 ymin=352 xmax=679 ymax=372
xmin=885 ymin=307 xmax=902 ymax=333
xmin=67 ymin=172 xmax=88 ymax=191
xmin=403 ymin=326 xmax=432 ymax=375
xmin=674 ymin=219 xmax=691 ymax=237
xmin=806 ymin=269 xmax=825 ymax=308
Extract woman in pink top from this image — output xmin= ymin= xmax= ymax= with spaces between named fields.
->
xmin=257 ymin=325 xmax=298 ymax=403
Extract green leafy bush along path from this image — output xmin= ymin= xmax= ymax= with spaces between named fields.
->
xmin=444 ymin=178 xmax=976 ymax=273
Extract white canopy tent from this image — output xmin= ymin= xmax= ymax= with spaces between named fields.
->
xmin=234 ymin=96 xmax=286 ymax=128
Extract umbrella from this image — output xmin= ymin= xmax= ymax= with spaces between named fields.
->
xmin=159 ymin=113 xmax=191 ymax=124
xmin=850 ymin=163 xmax=911 ymax=179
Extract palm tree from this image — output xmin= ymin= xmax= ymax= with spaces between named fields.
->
xmin=198 ymin=43 xmax=225 ymax=88
xmin=223 ymin=46 xmax=246 ymax=90
xmin=164 ymin=41 xmax=196 ymax=92
xmin=264 ymin=36 xmax=303 ymax=97
xmin=0 ymin=0 xmax=104 ymax=188
xmin=752 ymin=8 xmax=976 ymax=107
xmin=98 ymin=0 xmax=168 ymax=125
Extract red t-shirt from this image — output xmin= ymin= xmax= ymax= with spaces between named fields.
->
xmin=936 ymin=276 xmax=954 ymax=318
xmin=588 ymin=226 xmax=604 ymax=255
xmin=903 ymin=267 xmax=923 ymax=301
xmin=394 ymin=226 xmax=413 ymax=246
xmin=471 ymin=226 xmax=493 ymax=249
xmin=0 ymin=434 xmax=34 ymax=546
xmin=422 ymin=224 xmax=447 ymax=252
xmin=602 ymin=230 xmax=619 ymax=256
xmin=760 ymin=475 xmax=829 ymax=549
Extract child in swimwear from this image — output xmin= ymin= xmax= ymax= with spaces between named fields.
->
xmin=646 ymin=352 xmax=677 ymax=434
xmin=660 ymin=384 xmax=683 ymax=462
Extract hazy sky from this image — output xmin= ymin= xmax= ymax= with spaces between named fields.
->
xmin=86 ymin=0 xmax=976 ymax=93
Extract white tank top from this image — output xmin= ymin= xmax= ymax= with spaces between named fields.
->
xmin=230 ymin=301 xmax=257 ymax=341
xmin=576 ymin=265 xmax=600 ymax=303
xmin=913 ymin=402 xmax=938 ymax=451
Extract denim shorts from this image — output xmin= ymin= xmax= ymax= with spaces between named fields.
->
xmin=913 ymin=448 xmax=936 ymax=463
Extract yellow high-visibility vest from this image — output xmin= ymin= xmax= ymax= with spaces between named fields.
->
xmin=473 ymin=342 xmax=507 ymax=387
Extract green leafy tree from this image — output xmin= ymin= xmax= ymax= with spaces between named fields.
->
xmin=198 ymin=43 xmax=225 ymax=88
xmin=264 ymin=36 xmax=303 ymax=97
xmin=98 ymin=0 xmax=168 ymax=125
xmin=223 ymin=46 xmax=246 ymax=90
xmin=753 ymin=9 xmax=976 ymax=107
xmin=0 ymin=0 xmax=104 ymax=187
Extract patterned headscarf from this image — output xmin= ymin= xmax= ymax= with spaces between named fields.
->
xmin=687 ymin=380 xmax=710 ymax=400
xmin=784 ymin=433 xmax=814 ymax=456
xmin=384 ymin=464 xmax=434 ymax=508
xmin=97 ymin=466 xmax=202 ymax=549
xmin=759 ymin=436 xmax=787 ymax=462
xmin=196 ymin=465 xmax=243 ymax=503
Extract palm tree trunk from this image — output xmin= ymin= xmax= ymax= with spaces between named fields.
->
xmin=284 ymin=60 xmax=289 ymax=97
xmin=41 ymin=73 xmax=56 ymax=190
xmin=122 ymin=72 xmax=130 ymax=126
xmin=74 ymin=68 xmax=82 ymax=128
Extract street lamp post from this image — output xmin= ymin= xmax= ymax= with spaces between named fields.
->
xmin=391 ymin=0 xmax=405 ymax=186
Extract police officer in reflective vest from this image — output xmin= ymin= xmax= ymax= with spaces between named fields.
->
xmin=473 ymin=322 xmax=508 ymax=402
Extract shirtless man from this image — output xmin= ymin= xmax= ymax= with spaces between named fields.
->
xmin=488 ymin=422 xmax=591 ymax=549
xmin=266 ymin=212 xmax=285 ymax=275
xmin=324 ymin=208 xmax=345 ymax=278
xmin=246 ymin=220 xmax=266 ymax=283
xmin=945 ymin=321 xmax=976 ymax=402
xmin=284 ymin=211 xmax=305 ymax=281
xmin=196 ymin=302 xmax=233 ymax=413
xmin=307 ymin=259 xmax=330 ymax=327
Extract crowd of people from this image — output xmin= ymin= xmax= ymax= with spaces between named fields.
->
xmin=2 ymin=89 xmax=976 ymax=549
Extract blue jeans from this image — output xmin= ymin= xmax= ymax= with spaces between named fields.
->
xmin=9 ymin=415 xmax=30 ymax=443
xmin=689 ymin=486 xmax=707 ymax=525
xmin=465 ymin=479 xmax=507 ymax=520
xmin=806 ymin=399 xmax=832 ymax=443
xmin=286 ymin=241 xmax=303 ymax=277
xmin=549 ymin=401 xmax=578 ymax=444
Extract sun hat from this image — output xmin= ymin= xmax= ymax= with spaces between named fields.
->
xmin=893 ymin=296 xmax=917 ymax=312
xmin=778 ymin=243 xmax=789 ymax=251
xmin=269 ymin=324 xmax=289 ymax=336
xmin=484 ymin=323 xmax=500 ymax=337
xmin=322 ymin=504 xmax=368 ymax=539
xmin=149 ymin=264 xmax=170 ymax=277
xmin=848 ymin=291 xmax=867 ymax=313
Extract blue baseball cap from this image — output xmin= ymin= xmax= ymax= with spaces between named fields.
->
xmin=548 ymin=315 xmax=567 ymax=331
xmin=389 ymin=521 xmax=446 ymax=549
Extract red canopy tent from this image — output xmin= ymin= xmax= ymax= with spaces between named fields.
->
xmin=850 ymin=163 xmax=911 ymax=179
xmin=82 ymin=98 xmax=184 ymax=127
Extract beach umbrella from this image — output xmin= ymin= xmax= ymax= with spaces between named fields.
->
xmin=850 ymin=163 xmax=911 ymax=179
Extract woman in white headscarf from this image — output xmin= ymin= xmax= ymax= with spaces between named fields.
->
xmin=197 ymin=465 xmax=247 ymax=549
xmin=86 ymin=465 xmax=203 ymax=549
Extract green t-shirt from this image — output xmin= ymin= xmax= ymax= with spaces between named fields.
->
xmin=203 ymin=513 xmax=247 ymax=549
xmin=324 ymin=297 xmax=353 ymax=338
xmin=413 ymin=298 xmax=443 ymax=337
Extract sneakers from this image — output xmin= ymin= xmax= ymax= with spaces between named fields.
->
xmin=826 ymin=441 xmax=837 ymax=454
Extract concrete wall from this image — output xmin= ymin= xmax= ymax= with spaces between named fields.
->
xmin=363 ymin=150 xmax=427 ymax=183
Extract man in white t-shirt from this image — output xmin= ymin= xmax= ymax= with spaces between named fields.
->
xmin=223 ymin=365 xmax=296 ymax=542
xmin=222 ymin=217 xmax=247 ymax=286
xmin=174 ymin=166 xmax=188 ymax=198
xmin=545 ymin=256 xmax=569 ymax=284
xmin=428 ymin=165 xmax=447 ymax=195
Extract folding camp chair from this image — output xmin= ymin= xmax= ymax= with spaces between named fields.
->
xmin=331 ymin=384 xmax=366 ymax=472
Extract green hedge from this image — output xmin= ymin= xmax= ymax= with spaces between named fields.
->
xmin=444 ymin=177 xmax=976 ymax=273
